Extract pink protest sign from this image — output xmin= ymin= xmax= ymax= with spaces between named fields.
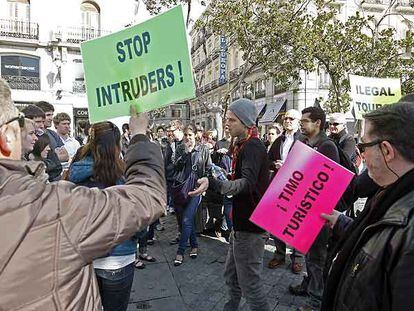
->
xmin=250 ymin=141 xmax=354 ymax=254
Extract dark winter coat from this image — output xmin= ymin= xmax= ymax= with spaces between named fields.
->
xmin=209 ymin=138 xmax=269 ymax=233
xmin=328 ymin=189 xmax=414 ymax=310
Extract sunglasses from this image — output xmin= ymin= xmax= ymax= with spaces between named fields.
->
xmin=329 ymin=122 xmax=341 ymax=126
xmin=357 ymin=139 xmax=384 ymax=153
xmin=284 ymin=117 xmax=296 ymax=121
xmin=2 ymin=112 xmax=25 ymax=129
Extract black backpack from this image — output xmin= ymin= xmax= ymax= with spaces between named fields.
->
xmin=330 ymin=139 xmax=358 ymax=216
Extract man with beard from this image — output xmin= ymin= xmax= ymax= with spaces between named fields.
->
xmin=190 ymin=98 xmax=271 ymax=311
xmin=289 ymin=107 xmax=340 ymax=311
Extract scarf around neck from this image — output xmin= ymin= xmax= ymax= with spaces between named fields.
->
xmin=230 ymin=126 xmax=259 ymax=180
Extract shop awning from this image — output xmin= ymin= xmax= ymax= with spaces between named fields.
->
xmin=259 ymin=97 xmax=286 ymax=125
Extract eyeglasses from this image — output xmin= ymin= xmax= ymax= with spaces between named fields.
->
xmin=357 ymin=139 xmax=384 ymax=153
xmin=268 ymin=133 xmax=275 ymax=135
xmin=329 ymin=122 xmax=341 ymax=126
xmin=1 ymin=112 xmax=25 ymax=129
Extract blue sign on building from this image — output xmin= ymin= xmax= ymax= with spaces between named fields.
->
xmin=219 ymin=35 xmax=227 ymax=85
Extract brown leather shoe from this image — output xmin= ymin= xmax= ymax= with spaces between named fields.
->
xmin=292 ymin=262 xmax=303 ymax=274
xmin=268 ymin=257 xmax=285 ymax=269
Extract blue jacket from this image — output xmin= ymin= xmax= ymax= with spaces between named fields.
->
xmin=68 ymin=156 xmax=136 ymax=256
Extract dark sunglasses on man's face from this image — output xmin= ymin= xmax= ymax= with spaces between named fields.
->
xmin=329 ymin=122 xmax=340 ymax=126
xmin=284 ymin=117 xmax=295 ymax=121
xmin=356 ymin=139 xmax=384 ymax=153
xmin=1 ymin=113 xmax=25 ymax=129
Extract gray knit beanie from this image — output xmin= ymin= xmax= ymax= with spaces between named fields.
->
xmin=229 ymin=98 xmax=257 ymax=128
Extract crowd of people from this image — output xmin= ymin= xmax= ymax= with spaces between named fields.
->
xmin=1 ymin=75 xmax=414 ymax=311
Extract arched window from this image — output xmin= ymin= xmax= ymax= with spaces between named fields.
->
xmin=8 ymin=0 xmax=30 ymax=21
xmin=81 ymin=1 xmax=100 ymax=31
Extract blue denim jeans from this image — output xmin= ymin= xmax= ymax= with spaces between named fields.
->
xmin=167 ymin=181 xmax=174 ymax=209
xmin=177 ymin=195 xmax=202 ymax=255
xmin=95 ymin=263 xmax=135 ymax=311
xmin=136 ymin=228 xmax=148 ymax=255
xmin=222 ymin=196 xmax=233 ymax=231
xmin=147 ymin=219 xmax=159 ymax=241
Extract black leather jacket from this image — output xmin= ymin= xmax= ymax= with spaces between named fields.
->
xmin=173 ymin=143 xmax=212 ymax=179
xmin=329 ymin=189 xmax=414 ymax=310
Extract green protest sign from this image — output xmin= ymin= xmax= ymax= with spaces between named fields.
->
xmin=349 ymin=74 xmax=401 ymax=120
xmin=81 ymin=5 xmax=195 ymax=123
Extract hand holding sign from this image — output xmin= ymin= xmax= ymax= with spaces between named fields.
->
xmin=250 ymin=141 xmax=354 ymax=254
xmin=321 ymin=210 xmax=341 ymax=229
xmin=129 ymin=105 xmax=148 ymax=136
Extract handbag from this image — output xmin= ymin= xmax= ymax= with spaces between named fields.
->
xmin=171 ymin=151 xmax=200 ymax=207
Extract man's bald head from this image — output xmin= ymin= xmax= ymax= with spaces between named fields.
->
xmin=0 ymin=79 xmax=18 ymax=124
xmin=0 ymin=79 xmax=22 ymax=159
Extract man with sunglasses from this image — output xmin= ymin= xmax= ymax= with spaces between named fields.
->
xmin=328 ymin=113 xmax=356 ymax=159
xmin=320 ymin=102 xmax=414 ymax=311
xmin=0 ymin=78 xmax=166 ymax=310
xmin=267 ymin=109 xmax=306 ymax=273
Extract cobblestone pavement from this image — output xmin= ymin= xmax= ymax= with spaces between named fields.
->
xmin=127 ymin=214 xmax=311 ymax=311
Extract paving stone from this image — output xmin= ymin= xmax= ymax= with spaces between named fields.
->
xmin=129 ymin=262 xmax=179 ymax=302
xmin=127 ymin=296 xmax=187 ymax=311
xmin=128 ymin=214 xmax=303 ymax=311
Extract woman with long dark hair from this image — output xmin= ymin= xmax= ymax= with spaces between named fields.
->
xmin=67 ymin=121 xmax=134 ymax=311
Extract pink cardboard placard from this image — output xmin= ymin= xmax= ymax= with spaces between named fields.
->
xmin=250 ymin=141 xmax=354 ymax=254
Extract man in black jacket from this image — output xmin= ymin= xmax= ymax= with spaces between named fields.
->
xmin=321 ymin=103 xmax=414 ymax=311
xmin=289 ymin=107 xmax=340 ymax=311
xmin=267 ymin=109 xmax=306 ymax=273
xmin=190 ymin=98 xmax=270 ymax=311
xmin=328 ymin=112 xmax=356 ymax=158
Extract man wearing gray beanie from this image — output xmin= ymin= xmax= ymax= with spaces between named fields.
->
xmin=190 ymin=98 xmax=271 ymax=311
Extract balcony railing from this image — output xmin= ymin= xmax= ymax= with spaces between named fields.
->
xmin=194 ymin=59 xmax=208 ymax=72
xmin=2 ymin=75 xmax=40 ymax=90
xmin=60 ymin=27 xmax=110 ymax=44
xmin=229 ymin=68 xmax=240 ymax=81
xmin=0 ymin=19 xmax=39 ymax=40
xmin=363 ymin=0 xmax=389 ymax=3
xmin=362 ymin=0 xmax=413 ymax=6
xmin=211 ymin=79 xmax=218 ymax=90
xmin=204 ymin=82 xmax=212 ymax=93
xmin=73 ymin=80 xmax=86 ymax=93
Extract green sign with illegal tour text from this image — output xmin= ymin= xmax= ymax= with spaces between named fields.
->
xmin=349 ymin=74 xmax=401 ymax=120
xmin=81 ymin=5 xmax=195 ymax=123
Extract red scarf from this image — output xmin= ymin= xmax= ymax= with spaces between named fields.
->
xmin=230 ymin=126 xmax=259 ymax=180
